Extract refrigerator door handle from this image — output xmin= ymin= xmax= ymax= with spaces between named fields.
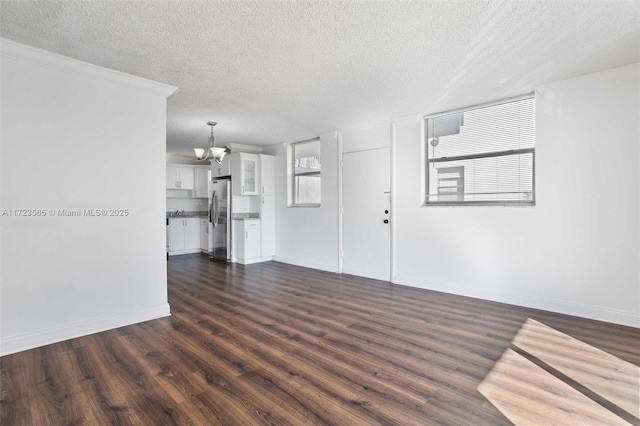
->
xmin=213 ymin=195 xmax=219 ymax=228
xmin=211 ymin=190 xmax=217 ymax=227
xmin=209 ymin=190 xmax=215 ymax=223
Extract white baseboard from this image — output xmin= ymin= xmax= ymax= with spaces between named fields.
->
xmin=0 ymin=303 xmax=171 ymax=356
xmin=393 ymin=274 xmax=639 ymax=328
xmin=169 ymin=249 xmax=201 ymax=256
xmin=272 ymin=256 xmax=339 ymax=273
xmin=237 ymin=256 xmax=273 ymax=265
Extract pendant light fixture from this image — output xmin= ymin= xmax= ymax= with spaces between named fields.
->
xmin=194 ymin=121 xmax=230 ymax=164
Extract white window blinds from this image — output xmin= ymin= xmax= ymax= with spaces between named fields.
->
xmin=291 ymin=139 xmax=321 ymax=206
xmin=425 ymin=96 xmax=535 ymax=205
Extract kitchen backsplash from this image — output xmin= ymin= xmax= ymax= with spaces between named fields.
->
xmin=166 ymin=197 xmax=207 ymax=213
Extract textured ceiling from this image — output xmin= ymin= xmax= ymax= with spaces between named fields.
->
xmin=1 ymin=0 xmax=638 ymax=158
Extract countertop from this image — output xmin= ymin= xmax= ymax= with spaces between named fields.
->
xmin=231 ymin=213 xmax=260 ymax=220
xmin=167 ymin=212 xmax=261 ymax=220
xmin=166 ymin=211 xmax=208 ymax=219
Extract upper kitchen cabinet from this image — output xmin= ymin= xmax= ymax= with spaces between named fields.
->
xmin=166 ymin=164 xmax=194 ymax=190
xmin=231 ymin=153 xmax=259 ymax=195
xmin=193 ymin=166 xmax=210 ymax=198
xmin=259 ymin=154 xmax=275 ymax=196
xmin=211 ymin=155 xmax=231 ymax=178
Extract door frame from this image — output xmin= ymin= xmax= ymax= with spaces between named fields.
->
xmin=338 ymin=134 xmax=394 ymax=282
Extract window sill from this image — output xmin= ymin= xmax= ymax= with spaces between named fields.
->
xmin=423 ymin=201 xmax=535 ymax=207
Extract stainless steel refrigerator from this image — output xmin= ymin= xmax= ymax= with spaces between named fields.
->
xmin=209 ymin=177 xmax=231 ymax=261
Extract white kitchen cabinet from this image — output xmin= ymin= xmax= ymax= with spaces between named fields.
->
xmin=211 ymin=155 xmax=231 ymax=178
xmin=168 ymin=219 xmax=185 ymax=252
xmin=168 ymin=217 xmax=201 ymax=255
xmin=260 ymin=195 xmax=275 ymax=258
xmin=193 ymin=167 xmax=210 ymax=198
xmin=166 ymin=165 xmax=194 ymax=190
xmin=259 ymin=154 xmax=275 ymax=196
xmin=184 ymin=218 xmax=201 ymax=250
xmin=200 ymin=219 xmax=209 ymax=251
xmin=231 ymin=153 xmax=259 ymax=195
xmin=235 ymin=219 xmax=261 ymax=264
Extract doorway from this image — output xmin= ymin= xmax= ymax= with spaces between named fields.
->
xmin=342 ymin=147 xmax=391 ymax=281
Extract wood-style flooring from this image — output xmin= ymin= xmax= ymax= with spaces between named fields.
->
xmin=1 ymin=254 xmax=639 ymax=425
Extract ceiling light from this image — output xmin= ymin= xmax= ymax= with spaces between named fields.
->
xmin=194 ymin=121 xmax=229 ymax=164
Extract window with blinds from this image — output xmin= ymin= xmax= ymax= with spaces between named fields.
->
xmin=425 ymin=96 xmax=535 ymax=205
xmin=291 ymin=138 xmax=321 ymax=206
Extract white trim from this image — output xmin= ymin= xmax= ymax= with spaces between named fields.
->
xmin=392 ymin=274 xmax=639 ymax=328
xmin=237 ymin=256 xmax=273 ymax=265
xmin=0 ymin=38 xmax=177 ymax=98
xmin=389 ymin=122 xmax=396 ymax=282
xmin=0 ymin=303 xmax=171 ymax=356
xmin=169 ymin=249 xmax=202 ymax=256
xmin=337 ymin=131 xmax=344 ymax=274
xmin=226 ymin=143 xmax=263 ymax=154
xmin=272 ymin=256 xmax=339 ymax=273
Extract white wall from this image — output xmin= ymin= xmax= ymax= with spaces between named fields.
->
xmin=0 ymin=39 xmax=177 ymax=355
xmin=342 ymin=124 xmax=390 ymax=154
xmin=393 ymin=64 xmax=639 ymax=327
xmin=270 ymin=131 xmax=341 ymax=272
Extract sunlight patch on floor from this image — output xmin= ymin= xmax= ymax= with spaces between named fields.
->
xmin=478 ymin=318 xmax=639 ymax=425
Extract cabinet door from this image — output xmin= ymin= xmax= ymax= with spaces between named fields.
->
xmin=178 ymin=166 xmax=194 ymax=190
xmin=212 ymin=156 xmax=231 ymax=178
xmin=233 ymin=220 xmax=244 ymax=259
xmin=184 ymin=218 xmax=201 ymax=250
xmin=168 ymin=219 xmax=185 ymax=251
xmin=241 ymin=155 xmax=258 ymax=195
xmin=259 ymin=154 xmax=275 ymax=195
xmin=167 ymin=165 xmax=180 ymax=189
xmin=193 ymin=168 xmax=209 ymax=198
xmin=231 ymin=153 xmax=259 ymax=195
xmin=260 ymin=196 xmax=275 ymax=257
xmin=200 ymin=220 xmax=208 ymax=251
xmin=184 ymin=218 xmax=200 ymax=250
xmin=245 ymin=227 xmax=261 ymax=259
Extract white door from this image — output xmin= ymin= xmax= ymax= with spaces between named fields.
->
xmin=342 ymin=148 xmax=390 ymax=281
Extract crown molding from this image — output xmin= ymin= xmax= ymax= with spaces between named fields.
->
xmin=0 ymin=38 xmax=178 ymax=98
xmin=226 ymin=143 xmax=263 ymax=154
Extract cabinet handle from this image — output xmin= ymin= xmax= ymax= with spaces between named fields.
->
xmin=262 ymin=186 xmax=264 ymax=194
xmin=246 ymin=231 xmax=248 ymax=239
xmin=242 ymin=185 xmax=244 ymax=193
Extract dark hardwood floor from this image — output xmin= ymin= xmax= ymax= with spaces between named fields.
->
xmin=1 ymin=254 xmax=639 ymax=425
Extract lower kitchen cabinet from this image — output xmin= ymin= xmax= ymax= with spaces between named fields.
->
xmin=200 ymin=219 xmax=209 ymax=251
xmin=168 ymin=217 xmax=201 ymax=255
xmin=234 ymin=219 xmax=263 ymax=264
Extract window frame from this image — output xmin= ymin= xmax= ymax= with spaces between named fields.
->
xmin=423 ymin=94 xmax=536 ymax=207
xmin=290 ymin=138 xmax=321 ymax=207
